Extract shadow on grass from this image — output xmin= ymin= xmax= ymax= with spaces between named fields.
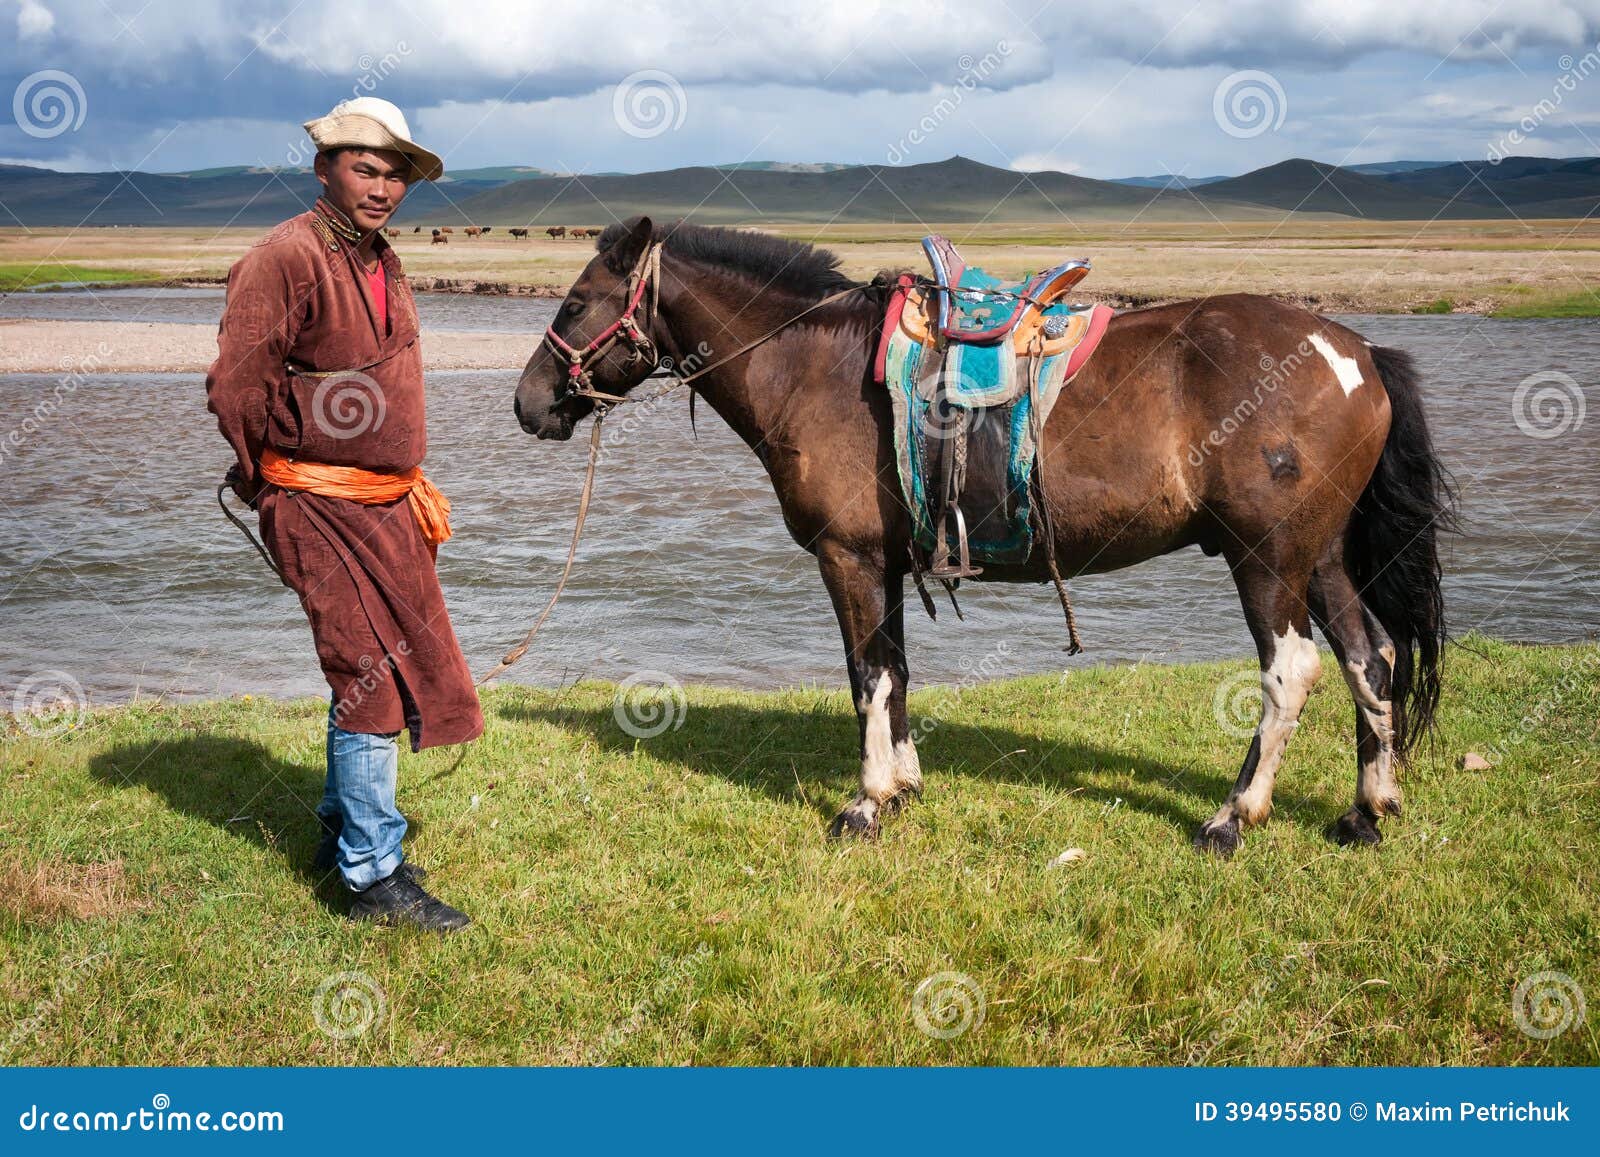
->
xmin=496 ymin=697 xmax=1241 ymax=837
xmin=86 ymin=734 xmax=428 ymax=912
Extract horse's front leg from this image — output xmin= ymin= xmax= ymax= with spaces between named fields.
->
xmin=818 ymin=543 xmax=920 ymax=838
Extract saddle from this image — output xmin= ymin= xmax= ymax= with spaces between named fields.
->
xmin=874 ymin=235 xmax=1113 ymax=580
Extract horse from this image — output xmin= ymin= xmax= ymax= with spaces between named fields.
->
xmin=512 ymin=217 xmax=1453 ymax=856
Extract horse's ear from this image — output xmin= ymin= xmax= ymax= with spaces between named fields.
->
xmin=603 ymin=215 xmax=653 ymax=275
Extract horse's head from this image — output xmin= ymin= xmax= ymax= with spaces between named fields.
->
xmin=514 ymin=215 xmax=660 ymax=440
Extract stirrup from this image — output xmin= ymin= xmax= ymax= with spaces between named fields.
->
xmin=927 ymin=506 xmax=983 ymax=580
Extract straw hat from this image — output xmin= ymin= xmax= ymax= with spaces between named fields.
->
xmin=302 ymin=97 xmax=444 ymax=181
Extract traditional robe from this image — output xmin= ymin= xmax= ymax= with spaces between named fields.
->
xmin=206 ymin=203 xmax=483 ymax=751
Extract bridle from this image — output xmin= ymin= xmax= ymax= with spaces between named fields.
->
xmin=540 ymin=240 xmax=663 ymax=407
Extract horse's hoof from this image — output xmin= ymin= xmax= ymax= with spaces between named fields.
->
xmin=829 ymin=806 xmax=879 ymax=840
xmin=882 ymin=785 xmax=920 ymax=819
xmin=1193 ymin=817 xmax=1241 ymax=859
xmin=1330 ymin=807 xmax=1383 ymax=847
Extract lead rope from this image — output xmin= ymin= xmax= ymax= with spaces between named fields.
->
xmin=477 ymin=414 xmax=606 ymax=685
xmin=479 ymin=279 xmax=868 ymax=685
xmin=217 ymin=483 xmax=284 ymax=580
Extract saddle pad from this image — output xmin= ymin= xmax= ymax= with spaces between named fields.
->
xmin=878 ymin=297 xmax=1112 ymax=563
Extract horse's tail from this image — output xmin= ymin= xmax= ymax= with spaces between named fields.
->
xmin=1348 ymin=344 xmax=1456 ymax=758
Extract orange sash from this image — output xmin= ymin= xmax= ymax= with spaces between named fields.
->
xmin=258 ymin=447 xmax=452 ymax=554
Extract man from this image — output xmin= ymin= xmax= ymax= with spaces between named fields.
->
xmin=206 ymin=97 xmax=482 ymax=932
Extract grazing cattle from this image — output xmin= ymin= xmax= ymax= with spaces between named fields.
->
xmin=481 ymin=227 xmax=493 ymax=234
xmin=465 ymin=227 xmax=482 ymax=238
xmin=384 ymin=228 xmax=400 ymax=238
xmin=546 ymin=226 xmax=566 ymax=238
xmin=440 ymin=226 xmax=454 ymax=234
xmin=431 ymin=230 xmax=447 ymax=245
xmin=587 ymin=227 xmax=604 ymax=238
xmin=509 ymin=227 xmax=529 ymax=239
xmin=413 ymin=226 xmax=422 ymax=233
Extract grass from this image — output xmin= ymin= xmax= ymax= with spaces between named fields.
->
xmin=1 ymin=638 xmax=1595 ymax=1066
xmin=0 ymin=262 xmax=152 ymax=291
xmin=7 ymin=219 xmax=1600 ymax=313
xmin=1410 ymin=297 xmax=1454 ymax=314
xmin=1490 ymin=289 xmax=1600 ymax=318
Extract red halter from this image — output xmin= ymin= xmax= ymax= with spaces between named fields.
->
xmin=542 ymin=242 xmax=661 ymax=405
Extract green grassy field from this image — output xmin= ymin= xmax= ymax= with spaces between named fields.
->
xmin=0 ymin=262 xmax=151 ymax=291
xmin=2 ymin=637 xmax=1595 ymax=1066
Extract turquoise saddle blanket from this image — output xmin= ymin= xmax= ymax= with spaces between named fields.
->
xmin=874 ymin=236 xmax=1113 ymax=565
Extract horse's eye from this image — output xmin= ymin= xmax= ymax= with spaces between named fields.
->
xmin=564 ymin=300 xmax=586 ymax=317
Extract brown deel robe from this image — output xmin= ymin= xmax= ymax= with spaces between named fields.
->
xmin=206 ymin=205 xmax=483 ymax=751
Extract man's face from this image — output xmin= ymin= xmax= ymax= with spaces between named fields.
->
xmin=314 ymin=148 xmax=412 ymax=231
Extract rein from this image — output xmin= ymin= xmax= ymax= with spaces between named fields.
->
xmin=480 ymin=250 xmax=869 ymax=684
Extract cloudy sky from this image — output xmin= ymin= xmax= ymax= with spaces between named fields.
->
xmin=4 ymin=0 xmax=1600 ymax=177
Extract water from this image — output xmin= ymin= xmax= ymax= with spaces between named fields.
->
xmin=1 ymin=292 xmax=1595 ymax=706
xmin=0 ymin=284 xmax=557 ymax=334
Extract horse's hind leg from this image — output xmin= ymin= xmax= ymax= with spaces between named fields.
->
xmin=818 ymin=544 xmax=921 ymax=839
xmin=1195 ymin=558 xmax=1323 ymax=857
xmin=1308 ymin=558 xmax=1402 ymax=846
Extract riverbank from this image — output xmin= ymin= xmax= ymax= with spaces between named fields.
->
xmin=4 ymin=219 xmax=1600 ymax=316
xmin=2 ymin=638 xmax=1595 ymax=1065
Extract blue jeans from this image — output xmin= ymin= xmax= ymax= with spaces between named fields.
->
xmin=319 ymin=700 xmax=407 ymax=891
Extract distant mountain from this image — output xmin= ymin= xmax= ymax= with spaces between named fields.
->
xmin=1344 ymin=161 xmax=1455 ymax=175
xmin=454 ymin=155 xmax=1255 ymax=224
xmin=1110 ymin=174 xmax=1228 ymax=190
xmin=2 ymin=154 xmax=1597 ymax=226
xmin=1201 ymin=156 xmax=1600 ymax=219
xmin=714 ymin=161 xmax=855 ymax=173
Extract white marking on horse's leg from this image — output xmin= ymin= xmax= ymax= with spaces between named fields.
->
xmin=858 ymin=672 xmax=896 ymax=804
xmin=1343 ymin=659 xmax=1401 ymax=815
xmin=892 ymin=737 xmax=922 ymax=795
xmin=1308 ymin=332 xmax=1364 ymax=395
xmin=1233 ymin=625 xmax=1323 ymax=827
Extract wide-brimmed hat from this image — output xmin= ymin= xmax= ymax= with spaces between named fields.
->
xmin=302 ymin=97 xmax=444 ymax=182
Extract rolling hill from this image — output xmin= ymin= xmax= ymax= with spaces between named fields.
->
xmin=1 ymin=154 xmax=1596 ymax=228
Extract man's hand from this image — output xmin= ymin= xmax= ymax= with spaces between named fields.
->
xmin=225 ymin=463 xmax=263 ymax=510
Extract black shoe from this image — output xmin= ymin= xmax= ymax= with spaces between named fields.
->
xmin=348 ymin=864 xmax=470 ymax=932
xmin=314 ymin=814 xmax=425 ymax=879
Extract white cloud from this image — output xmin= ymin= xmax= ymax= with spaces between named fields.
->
xmin=16 ymin=0 xmax=54 ymax=39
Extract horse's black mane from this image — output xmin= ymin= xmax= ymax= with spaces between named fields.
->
xmin=597 ymin=217 xmax=867 ymax=300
